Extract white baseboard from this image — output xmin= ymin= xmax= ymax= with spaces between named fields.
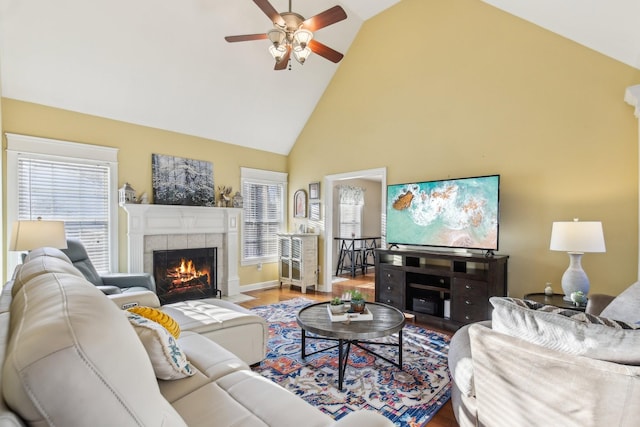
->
xmin=239 ymin=280 xmax=279 ymax=293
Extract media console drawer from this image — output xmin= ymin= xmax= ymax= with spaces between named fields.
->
xmin=378 ymin=266 xmax=404 ymax=309
xmin=452 ymin=278 xmax=489 ymax=322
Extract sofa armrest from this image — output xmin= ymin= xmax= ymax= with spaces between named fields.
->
xmin=332 ymin=410 xmax=395 ymax=426
xmin=102 ymin=273 xmax=156 ymax=292
xmin=448 ymin=320 xmax=491 ymax=398
xmin=468 ymin=323 xmax=640 ymax=427
xmin=585 ymin=293 xmax=615 ymax=315
xmin=108 ymin=290 xmax=161 ymax=309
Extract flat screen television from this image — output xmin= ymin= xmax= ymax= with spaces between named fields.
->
xmin=386 ymin=174 xmax=500 ymax=252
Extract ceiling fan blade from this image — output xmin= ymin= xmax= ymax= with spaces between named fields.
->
xmin=225 ymin=33 xmax=268 ymax=43
xmin=253 ymin=0 xmax=285 ymax=26
xmin=302 ymin=5 xmax=347 ymax=32
xmin=274 ymin=45 xmax=292 ymax=70
xmin=308 ymin=39 xmax=344 ymax=63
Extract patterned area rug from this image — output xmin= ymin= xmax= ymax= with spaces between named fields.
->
xmin=250 ymin=298 xmax=451 ymax=427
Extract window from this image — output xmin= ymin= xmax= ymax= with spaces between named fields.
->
xmin=6 ymin=134 xmax=118 ymax=274
xmin=338 ymin=185 xmax=365 ymax=240
xmin=241 ymin=167 xmax=287 ymax=265
xmin=339 ymin=204 xmax=363 ymax=238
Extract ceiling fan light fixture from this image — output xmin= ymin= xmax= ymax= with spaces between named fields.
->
xmin=268 ymin=44 xmax=287 ymax=61
xmin=293 ymin=29 xmax=313 ymax=50
xmin=293 ymin=46 xmax=312 ymax=64
xmin=267 ymin=28 xmax=286 ymax=46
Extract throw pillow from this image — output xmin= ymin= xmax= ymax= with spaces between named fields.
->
xmin=600 ymin=281 xmax=640 ymax=324
xmin=127 ymin=306 xmax=181 ymax=338
xmin=125 ymin=311 xmax=194 ymax=380
xmin=491 ymin=297 xmax=640 ymax=365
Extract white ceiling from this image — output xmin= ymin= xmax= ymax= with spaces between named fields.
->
xmin=1 ymin=0 xmax=638 ymax=155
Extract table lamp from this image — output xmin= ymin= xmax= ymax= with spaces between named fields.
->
xmin=10 ymin=218 xmax=68 ymax=252
xmin=549 ymin=218 xmax=605 ymax=301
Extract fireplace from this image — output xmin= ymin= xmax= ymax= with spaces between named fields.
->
xmin=153 ymin=247 xmax=219 ymax=304
xmin=122 ymin=204 xmax=241 ymax=297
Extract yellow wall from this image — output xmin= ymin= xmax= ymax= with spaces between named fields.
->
xmin=3 ymin=0 xmax=640 ymax=298
xmin=288 ymin=0 xmax=640 ymax=297
xmin=1 ymin=98 xmax=287 ymax=286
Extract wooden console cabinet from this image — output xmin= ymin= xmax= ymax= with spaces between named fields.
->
xmin=375 ymin=248 xmax=508 ymax=330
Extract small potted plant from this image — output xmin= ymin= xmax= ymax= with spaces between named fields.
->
xmin=349 ymin=289 xmax=366 ymax=313
xmin=330 ymin=296 xmax=345 ymax=314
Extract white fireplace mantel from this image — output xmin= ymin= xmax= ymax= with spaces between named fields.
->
xmin=122 ymin=204 xmax=242 ymax=296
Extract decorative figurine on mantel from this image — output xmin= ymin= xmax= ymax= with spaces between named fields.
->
xmin=119 ymin=183 xmax=136 ymax=206
xmin=217 ymin=186 xmax=233 ymax=207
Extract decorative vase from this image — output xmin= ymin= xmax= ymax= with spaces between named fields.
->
xmin=233 ymin=191 xmax=243 ymax=208
xmin=570 ymin=291 xmax=587 ymax=306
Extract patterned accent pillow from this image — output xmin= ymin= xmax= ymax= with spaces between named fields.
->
xmin=125 ymin=311 xmax=195 ymax=380
xmin=127 ymin=306 xmax=181 ymax=338
xmin=511 ymin=297 xmax=639 ymax=329
xmin=491 ymin=297 xmax=640 ymax=365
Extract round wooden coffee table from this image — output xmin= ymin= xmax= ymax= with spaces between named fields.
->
xmin=296 ymin=301 xmax=405 ymax=390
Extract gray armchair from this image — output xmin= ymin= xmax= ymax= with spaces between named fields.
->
xmin=62 ymin=238 xmax=156 ymax=294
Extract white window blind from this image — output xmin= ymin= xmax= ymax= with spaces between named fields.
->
xmin=338 ymin=185 xmax=365 ymax=242
xmin=339 ymin=204 xmax=363 ymax=239
xmin=241 ymin=168 xmax=287 ymax=264
xmin=17 ymin=157 xmax=111 ymax=273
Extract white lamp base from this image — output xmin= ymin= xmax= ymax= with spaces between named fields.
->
xmin=561 ymin=252 xmax=590 ymax=301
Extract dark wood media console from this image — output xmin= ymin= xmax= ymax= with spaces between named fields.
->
xmin=374 ymin=248 xmax=508 ymax=331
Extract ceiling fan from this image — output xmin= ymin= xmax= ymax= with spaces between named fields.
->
xmin=225 ymin=0 xmax=347 ymax=70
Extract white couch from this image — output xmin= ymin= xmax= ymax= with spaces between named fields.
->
xmin=0 ymin=247 xmax=394 ymax=426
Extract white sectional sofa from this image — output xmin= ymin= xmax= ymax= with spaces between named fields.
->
xmin=0 ymin=247 xmax=394 ymax=426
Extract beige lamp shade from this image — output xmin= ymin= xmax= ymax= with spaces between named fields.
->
xmin=9 ymin=219 xmax=67 ymax=251
xmin=549 ymin=220 xmax=606 ymax=253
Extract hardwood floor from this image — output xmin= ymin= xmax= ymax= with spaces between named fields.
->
xmin=238 ymin=275 xmax=458 ymax=427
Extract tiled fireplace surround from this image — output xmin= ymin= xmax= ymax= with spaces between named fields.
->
xmin=122 ymin=204 xmax=241 ymax=297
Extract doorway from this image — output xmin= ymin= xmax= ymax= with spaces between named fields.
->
xmin=322 ymin=167 xmax=386 ymax=293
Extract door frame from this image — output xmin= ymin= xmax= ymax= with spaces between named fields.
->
xmin=322 ymin=167 xmax=386 ymax=292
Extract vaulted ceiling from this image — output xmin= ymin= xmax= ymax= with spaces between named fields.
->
xmin=1 ymin=0 xmax=638 ymax=155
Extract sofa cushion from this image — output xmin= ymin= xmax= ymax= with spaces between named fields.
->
xmin=128 ymin=306 xmax=181 ymax=338
xmin=491 ymin=297 xmax=640 ymax=365
xmin=173 ymin=370 xmax=333 ymax=427
xmin=22 ymin=247 xmax=71 ymax=264
xmin=12 ymin=253 xmax=84 ymax=297
xmin=600 ymin=281 xmax=640 ymax=324
xmin=126 ymin=311 xmax=195 ymax=380
xmin=161 ymin=298 xmax=268 ymax=365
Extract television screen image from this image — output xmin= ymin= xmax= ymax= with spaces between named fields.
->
xmin=386 ymin=175 xmax=500 ymax=251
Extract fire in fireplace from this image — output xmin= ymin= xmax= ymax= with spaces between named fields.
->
xmin=153 ymin=247 xmax=218 ymax=304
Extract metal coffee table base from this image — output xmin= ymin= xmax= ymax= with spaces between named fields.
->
xmin=300 ymin=329 xmax=403 ymax=391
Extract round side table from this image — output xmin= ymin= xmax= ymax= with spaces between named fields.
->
xmin=523 ymin=293 xmax=587 ymax=312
